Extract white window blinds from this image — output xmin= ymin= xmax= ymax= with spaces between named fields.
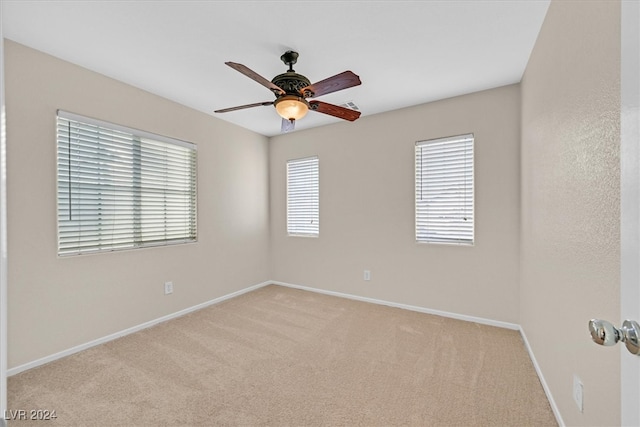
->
xmin=415 ymin=134 xmax=474 ymax=244
xmin=287 ymin=156 xmax=319 ymax=236
xmin=57 ymin=111 xmax=197 ymax=256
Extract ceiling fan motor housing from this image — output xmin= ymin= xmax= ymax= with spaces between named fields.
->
xmin=271 ymin=72 xmax=313 ymax=98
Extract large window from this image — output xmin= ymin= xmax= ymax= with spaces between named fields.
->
xmin=415 ymin=134 xmax=474 ymax=245
xmin=287 ymin=156 xmax=319 ymax=236
xmin=57 ymin=111 xmax=197 ymax=256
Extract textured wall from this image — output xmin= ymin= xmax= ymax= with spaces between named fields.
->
xmin=4 ymin=41 xmax=271 ymax=368
xmin=520 ymin=1 xmax=621 ymax=425
xmin=270 ymin=85 xmax=521 ymax=324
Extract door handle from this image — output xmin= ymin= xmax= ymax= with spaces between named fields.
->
xmin=589 ymin=319 xmax=640 ymax=355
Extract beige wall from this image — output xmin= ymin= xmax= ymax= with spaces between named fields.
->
xmin=4 ymin=40 xmax=271 ymax=368
xmin=4 ymin=1 xmax=626 ymax=423
xmin=520 ymin=1 xmax=621 ymax=426
xmin=270 ymin=84 xmax=521 ymax=324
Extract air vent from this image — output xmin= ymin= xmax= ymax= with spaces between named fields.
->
xmin=340 ymin=101 xmax=360 ymax=111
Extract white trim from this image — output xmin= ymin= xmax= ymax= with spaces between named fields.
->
xmin=0 ymin=0 xmax=8 ymax=422
xmin=286 ymin=156 xmax=320 ymax=237
xmin=8 ymin=279 xmax=522 ymax=377
xmin=415 ymin=133 xmax=475 ymax=245
xmin=519 ymin=327 xmax=565 ymax=427
xmin=7 ymin=281 xmax=271 ymax=376
xmin=271 ymin=281 xmax=565 ymax=421
xmin=415 ymin=132 xmax=474 ymax=147
xmin=620 ymin=1 xmax=640 ymax=425
xmin=8 ymin=277 xmax=563 ymax=427
xmin=57 ymin=110 xmax=196 ymax=150
xmin=270 ymin=280 xmax=520 ymax=330
xmin=286 ymin=155 xmax=318 ymax=164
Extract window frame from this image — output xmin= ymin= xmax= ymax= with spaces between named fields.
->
xmin=56 ymin=110 xmax=198 ymax=256
xmin=415 ymin=133 xmax=475 ymax=245
xmin=286 ymin=156 xmax=319 ymax=237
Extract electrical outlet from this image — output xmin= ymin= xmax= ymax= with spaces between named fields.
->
xmin=364 ymin=270 xmax=371 ymax=281
xmin=573 ymin=374 xmax=583 ymax=412
xmin=164 ymin=281 xmax=173 ymax=295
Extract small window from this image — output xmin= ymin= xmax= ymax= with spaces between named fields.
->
xmin=287 ymin=156 xmax=319 ymax=236
xmin=415 ymin=134 xmax=474 ymax=244
xmin=57 ymin=111 xmax=197 ymax=256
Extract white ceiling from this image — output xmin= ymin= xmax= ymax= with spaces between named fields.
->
xmin=2 ymin=1 xmax=550 ymax=137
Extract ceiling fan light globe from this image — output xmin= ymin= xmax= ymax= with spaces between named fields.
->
xmin=275 ymin=96 xmax=309 ymax=121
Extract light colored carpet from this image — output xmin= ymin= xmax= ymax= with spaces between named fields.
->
xmin=7 ymin=284 xmax=556 ymax=426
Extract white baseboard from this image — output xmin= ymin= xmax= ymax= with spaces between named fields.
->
xmin=8 ymin=278 xmax=563 ymax=427
xmin=273 ymin=281 xmax=564 ymax=423
xmin=270 ymin=280 xmax=520 ymax=330
xmin=7 ymin=281 xmax=272 ymax=376
xmin=519 ymin=327 xmax=565 ymax=427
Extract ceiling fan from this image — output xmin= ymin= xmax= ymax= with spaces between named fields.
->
xmin=214 ymin=51 xmax=362 ymax=132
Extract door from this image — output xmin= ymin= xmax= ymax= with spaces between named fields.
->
xmin=621 ymin=1 xmax=640 ymax=425
xmin=0 ymin=2 xmax=7 ymax=424
xmin=0 ymin=3 xmax=6 ymax=423
xmin=0 ymin=0 xmax=7 ymax=423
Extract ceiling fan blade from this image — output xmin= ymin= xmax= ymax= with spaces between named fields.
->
xmin=214 ymin=101 xmax=274 ymax=113
xmin=301 ymin=71 xmax=361 ymax=98
xmin=225 ymin=62 xmax=285 ymax=95
xmin=281 ymin=118 xmax=295 ymax=133
xmin=309 ymin=100 xmax=361 ymax=121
